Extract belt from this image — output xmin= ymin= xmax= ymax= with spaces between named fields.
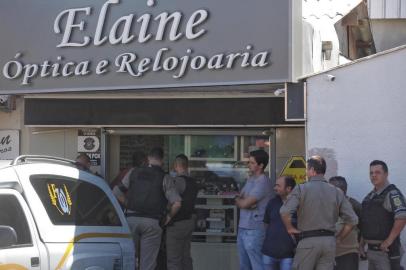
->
xmin=125 ymin=212 xmax=161 ymax=220
xmin=368 ymin=244 xmax=382 ymax=251
xmin=295 ymin=229 xmax=335 ymax=242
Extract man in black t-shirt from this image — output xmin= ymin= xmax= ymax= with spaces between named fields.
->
xmin=262 ymin=176 xmax=297 ymax=270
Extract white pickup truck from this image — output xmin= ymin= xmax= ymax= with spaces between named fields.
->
xmin=0 ymin=156 xmax=135 ymax=270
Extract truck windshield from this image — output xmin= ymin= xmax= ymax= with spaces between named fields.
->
xmin=30 ymin=175 xmax=122 ymax=226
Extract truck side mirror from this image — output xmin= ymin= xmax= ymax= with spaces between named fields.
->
xmin=0 ymin=225 xmax=17 ymax=248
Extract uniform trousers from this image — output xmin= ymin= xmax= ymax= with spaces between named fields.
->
xmin=292 ymin=236 xmax=336 ymax=270
xmin=334 ymin=252 xmax=359 ymax=270
xmin=166 ymin=217 xmax=196 ymax=270
xmin=127 ymin=216 xmax=162 ymax=270
xmin=367 ymin=249 xmax=405 ymax=270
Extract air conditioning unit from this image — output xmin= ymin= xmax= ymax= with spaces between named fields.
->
xmin=0 ymin=95 xmax=16 ymax=112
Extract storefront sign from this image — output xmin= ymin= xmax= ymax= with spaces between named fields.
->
xmin=78 ymin=129 xmax=101 ymax=166
xmin=0 ymin=130 xmax=19 ymax=159
xmin=0 ymin=0 xmax=300 ymax=93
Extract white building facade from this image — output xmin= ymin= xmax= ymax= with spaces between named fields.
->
xmin=305 ymin=45 xmax=406 ymax=267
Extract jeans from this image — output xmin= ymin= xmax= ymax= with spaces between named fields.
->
xmin=262 ymin=255 xmax=293 ymax=270
xmin=238 ymin=228 xmax=265 ymax=270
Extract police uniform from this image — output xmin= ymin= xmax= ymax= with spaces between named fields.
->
xmin=280 ymin=176 xmax=358 ymax=270
xmin=113 ymin=165 xmax=173 ymax=270
xmin=163 ymin=173 xmax=199 ymax=270
xmin=361 ymin=183 xmax=406 ymax=270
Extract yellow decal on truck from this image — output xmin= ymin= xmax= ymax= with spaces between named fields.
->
xmin=47 ymin=183 xmax=72 ymax=215
xmin=0 ymin=264 xmax=28 ymax=270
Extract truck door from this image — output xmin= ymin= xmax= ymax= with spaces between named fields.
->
xmin=0 ymin=190 xmax=41 ymax=270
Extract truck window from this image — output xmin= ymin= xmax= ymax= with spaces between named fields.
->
xmin=30 ymin=175 xmax=122 ymax=226
xmin=0 ymin=194 xmax=32 ymax=246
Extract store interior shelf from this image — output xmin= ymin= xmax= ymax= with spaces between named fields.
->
xmin=195 ymin=204 xmax=236 ymax=209
xmin=193 ymin=203 xmax=237 ymax=238
xmin=193 ymin=231 xmax=236 ymax=236
xmin=197 ymin=194 xmax=237 ymax=199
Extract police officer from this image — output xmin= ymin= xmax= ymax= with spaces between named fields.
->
xmin=280 ymin=155 xmax=358 ymax=270
xmin=360 ymin=160 xmax=406 ymax=270
xmin=164 ymin=154 xmax=199 ymax=270
xmin=114 ymin=147 xmax=170 ymax=270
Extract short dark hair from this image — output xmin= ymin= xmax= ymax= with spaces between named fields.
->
xmin=175 ymin=154 xmax=189 ymax=168
xmin=283 ymin=176 xmax=296 ymax=190
xmin=132 ymin=151 xmax=147 ymax=167
xmin=307 ymin=155 xmax=326 ymax=174
xmin=249 ymin=149 xmax=269 ymax=170
xmin=148 ymin=147 xmax=164 ymax=160
xmin=76 ymin=153 xmax=90 ymax=163
xmin=329 ymin=176 xmax=347 ymax=194
xmin=370 ymin=160 xmax=388 ymax=173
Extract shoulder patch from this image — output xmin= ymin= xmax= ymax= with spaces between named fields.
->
xmin=394 ymin=197 xmax=402 ymax=207
xmin=389 ymin=191 xmax=406 ymax=213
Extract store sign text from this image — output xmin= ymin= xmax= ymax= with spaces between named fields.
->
xmin=2 ymin=0 xmax=271 ymax=86
xmin=0 ymin=130 xmax=19 ymax=160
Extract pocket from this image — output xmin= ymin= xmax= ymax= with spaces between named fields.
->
xmin=252 ymin=210 xmax=264 ymax=222
xmin=292 ymin=244 xmax=314 ymax=270
xmin=244 ymin=229 xmax=265 ymax=250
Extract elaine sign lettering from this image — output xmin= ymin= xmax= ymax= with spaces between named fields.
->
xmin=0 ymin=0 xmax=295 ymax=93
xmin=0 ymin=130 xmax=19 ymax=160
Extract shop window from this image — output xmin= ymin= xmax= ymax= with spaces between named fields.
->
xmin=187 ymin=135 xmax=237 ymax=161
xmin=115 ymin=133 xmax=273 ymax=243
xmin=240 ymin=136 xmax=270 ymax=162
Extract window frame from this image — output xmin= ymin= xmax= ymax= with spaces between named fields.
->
xmin=30 ymin=175 xmax=122 ymax=227
xmin=0 ymin=192 xmax=33 ymax=248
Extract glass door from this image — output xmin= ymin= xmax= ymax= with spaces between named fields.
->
xmin=105 ymin=129 xmax=274 ymax=243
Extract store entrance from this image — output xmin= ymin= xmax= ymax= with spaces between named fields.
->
xmin=106 ymin=129 xmax=273 ymax=269
xmin=108 ymin=131 xmax=272 ymax=189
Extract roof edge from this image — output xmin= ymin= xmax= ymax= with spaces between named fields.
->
xmin=299 ymin=44 xmax=406 ymax=80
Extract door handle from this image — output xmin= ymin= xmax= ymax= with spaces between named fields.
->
xmin=31 ymin=257 xmax=40 ymax=267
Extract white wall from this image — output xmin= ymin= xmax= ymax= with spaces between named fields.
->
xmin=27 ymin=128 xmax=78 ymax=159
xmin=306 ymin=46 xmax=406 ymax=265
xmin=369 ymin=0 xmax=406 ymax=19
xmin=0 ymin=97 xmax=23 ymax=130
xmin=24 ymin=127 xmax=104 ymax=175
xmin=0 ymin=98 xmax=80 ymax=161
xmin=0 ymin=97 xmax=23 ymax=159
xmin=371 ymin=20 xmax=406 ymax=52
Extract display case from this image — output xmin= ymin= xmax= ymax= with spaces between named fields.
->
xmin=194 ymin=203 xmax=237 ymax=236
xmin=193 ymin=195 xmax=237 ymax=242
xmin=186 ymin=135 xmax=238 ymax=161
xmin=183 ymin=134 xmax=271 ymax=242
xmin=189 ymin=168 xmax=243 ymax=195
